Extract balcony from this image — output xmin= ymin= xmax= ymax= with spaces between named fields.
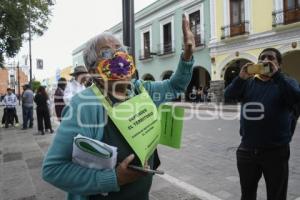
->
xmin=182 ymin=35 xmax=205 ymax=50
xmin=157 ymin=42 xmax=175 ymax=56
xmin=195 ymin=34 xmax=204 ymax=47
xmin=221 ymin=21 xmax=250 ymax=40
xmin=273 ymin=8 xmax=300 ymax=27
xmin=138 ymin=49 xmax=153 ymax=60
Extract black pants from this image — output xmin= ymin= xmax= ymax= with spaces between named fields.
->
xmin=2 ymin=108 xmax=7 ymax=124
xmin=2 ymin=108 xmax=18 ymax=124
xmin=36 ymin=108 xmax=52 ymax=131
xmin=13 ymin=108 xmax=19 ymax=123
xmin=237 ymin=144 xmax=290 ymax=200
xmin=4 ymin=108 xmax=15 ymax=127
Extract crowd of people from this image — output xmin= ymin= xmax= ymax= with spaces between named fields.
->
xmin=190 ymin=85 xmax=209 ymax=103
xmin=0 ymin=64 xmax=89 ymax=135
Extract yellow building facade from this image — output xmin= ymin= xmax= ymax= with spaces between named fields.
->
xmin=209 ymin=0 xmax=300 ymax=102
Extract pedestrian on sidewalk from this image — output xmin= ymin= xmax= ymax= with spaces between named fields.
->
xmin=63 ymin=65 xmax=89 ymax=105
xmin=196 ymin=86 xmax=204 ymax=102
xmin=224 ymin=48 xmax=300 ymax=200
xmin=42 ymin=15 xmax=195 ymax=200
xmin=22 ymin=84 xmax=34 ymax=130
xmin=54 ymin=77 xmax=67 ymax=122
xmin=34 ymin=86 xmax=53 ymax=135
xmin=12 ymin=89 xmax=20 ymax=127
xmin=2 ymin=88 xmax=18 ymax=128
xmin=1 ymin=107 xmax=7 ymax=127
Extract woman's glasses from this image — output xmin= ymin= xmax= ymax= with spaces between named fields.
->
xmin=99 ymin=46 xmax=130 ymax=60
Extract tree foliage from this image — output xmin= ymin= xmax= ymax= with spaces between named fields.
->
xmin=0 ymin=0 xmax=54 ymax=67
xmin=32 ymin=80 xmax=41 ymax=92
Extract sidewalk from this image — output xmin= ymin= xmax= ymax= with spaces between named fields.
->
xmin=0 ymin=106 xmax=201 ymax=200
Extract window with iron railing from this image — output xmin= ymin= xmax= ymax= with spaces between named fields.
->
xmin=138 ymin=48 xmax=153 ymax=60
xmin=221 ymin=21 xmax=249 ymax=39
xmin=157 ymin=42 xmax=175 ymax=56
xmin=189 ymin=10 xmax=203 ymax=47
xmin=221 ymin=0 xmax=248 ymax=39
xmin=139 ymin=31 xmax=152 ymax=60
xmin=163 ymin=22 xmax=172 ymax=53
xmin=273 ymin=0 xmax=300 ymax=26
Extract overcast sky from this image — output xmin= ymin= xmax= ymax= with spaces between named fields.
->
xmin=17 ymin=0 xmax=157 ymax=81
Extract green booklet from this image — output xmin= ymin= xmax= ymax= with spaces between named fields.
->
xmin=159 ymin=104 xmax=185 ymax=149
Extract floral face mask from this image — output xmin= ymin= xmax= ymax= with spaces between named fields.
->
xmin=97 ymin=51 xmax=136 ymax=80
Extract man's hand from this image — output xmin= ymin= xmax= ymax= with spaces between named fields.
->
xmin=239 ymin=63 xmax=253 ymax=80
xmin=116 ymin=154 xmax=145 ymax=186
xmin=182 ymin=14 xmax=195 ymax=61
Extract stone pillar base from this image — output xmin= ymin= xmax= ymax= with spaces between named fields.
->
xmin=208 ymin=80 xmax=225 ymax=103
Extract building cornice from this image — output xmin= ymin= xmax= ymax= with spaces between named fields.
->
xmin=209 ymin=28 xmax=300 ymax=55
xmin=72 ymin=0 xmax=204 ymax=55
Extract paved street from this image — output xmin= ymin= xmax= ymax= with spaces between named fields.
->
xmin=0 ymin=105 xmax=300 ymax=200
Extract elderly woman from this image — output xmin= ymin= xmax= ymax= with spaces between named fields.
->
xmin=42 ymin=15 xmax=195 ymax=200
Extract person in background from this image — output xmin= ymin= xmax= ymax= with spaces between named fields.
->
xmin=224 ymin=48 xmax=300 ymax=200
xmin=191 ymin=86 xmax=197 ymax=103
xmin=54 ymin=77 xmax=67 ymax=122
xmin=34 ymin=86 xmax=53 ymax=135
xmin=202 ymin=85 xmax=208 ymax=102
xmin=3 ymin=88 xmax=18 ymax=128
xmin=22 ymin=84 xmax=34 ymax=130
xmin=196 ymin=86 xmax=204 ymax=102
xmin=12 ymin=89 xmax=19 ymax=127
xmin=63 ymin=65 xmax=89 ymax=105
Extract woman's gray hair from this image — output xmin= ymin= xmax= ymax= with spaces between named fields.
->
xmin=83 ymin=32 xmax=121 ymax=70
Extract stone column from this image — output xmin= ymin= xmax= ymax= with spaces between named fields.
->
xmin=208 ymin=80 xmax=225 ymax=103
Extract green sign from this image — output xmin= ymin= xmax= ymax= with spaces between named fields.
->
xmin=159 ymin=104 xmax=185 ymax=149
xmin=92 ymin=85 xmax=161 ymax=167
xmin=91 ymin=85 xmax=185 ymax=167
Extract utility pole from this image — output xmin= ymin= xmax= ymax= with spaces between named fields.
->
xmin=17 ymin=62 xmax=21 ymax=105
xmin=28 ymin=0 xmax=33 ymax=88
xmin=122 ymin=0 xmax=135 ymax=62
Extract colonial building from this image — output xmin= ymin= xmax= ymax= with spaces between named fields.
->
xmin=72 ymin=0 xmax=300 ymax=103
xmin=209 ymin=0 xmax=300 ymax=102
xmin=72 ymin=0 xmax=211 ymax=100
xmin=0 ymin=64 xmax=29 ymax=96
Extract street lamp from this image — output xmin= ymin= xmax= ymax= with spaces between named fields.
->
xmin=28 ymin=0 xmax=55 ymax=88
xmin=122 ymin=0 xmax=135 ymax=61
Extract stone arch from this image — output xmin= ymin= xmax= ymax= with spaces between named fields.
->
xmin=278 ymin=42 xmax=300 ymax=55
xmin=282 ymin=49 xmax=300 ymax=82
xmin=161 ymin=70 xmax=174 ymax=80
xmin=219 ymin=52 xmax=257 ymax=79
xmin=141 ymin=73 xmax=155 ymax=81
xmin=186 ymin=66 xmax=211 ymax=102
xmin=223 ymin=58 xmax=253 ymax=87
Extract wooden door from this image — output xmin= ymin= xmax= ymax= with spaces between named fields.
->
xmin=284 ymin=0 xmax=300 ymax=24
xmin=230 ymin=0 xmax=245 ymax=37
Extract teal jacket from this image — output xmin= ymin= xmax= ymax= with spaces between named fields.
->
xmin=42 ymin=57 xmax=194 ymax=200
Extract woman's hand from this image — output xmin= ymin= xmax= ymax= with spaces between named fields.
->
xmin=116 ymin=154 xmax=145 ymax=186
xmin=182 ymin=14 xmax=195 ymax=61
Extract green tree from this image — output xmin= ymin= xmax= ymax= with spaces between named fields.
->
xmin=0 ymin=0 xmax=54 ymax=67
xmin=32 ymin=80 xmax=41 ymax=92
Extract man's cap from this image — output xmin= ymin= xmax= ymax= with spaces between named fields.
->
xmin=70 ymin=65 xmax=88 ymax=76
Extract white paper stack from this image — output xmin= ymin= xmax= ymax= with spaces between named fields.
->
xmin=72 ymin=134 xmax=118 ymax=170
